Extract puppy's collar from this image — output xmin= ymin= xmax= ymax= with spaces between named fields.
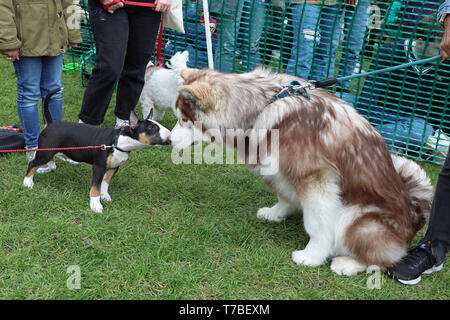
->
xmin=113 ymin=128 xmax=131 ymax=153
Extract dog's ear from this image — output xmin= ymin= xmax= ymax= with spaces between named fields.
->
xmin=145 ymin=108 xmax=153 ymax=120
xmin=178 ymin=81 xmax=215 ymax=110
xmin=129 ymin=110 xmax=139 ymax=129
xmin=180 ymin=68 xmax=199 ymax=81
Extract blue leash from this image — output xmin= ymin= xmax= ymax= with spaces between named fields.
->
xmin=312 ymin=54 xmax=443 ymax=88
xmin=270 ymin=54 xmax=443 ymax=103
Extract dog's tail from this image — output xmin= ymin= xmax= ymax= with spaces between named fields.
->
xmin=166 ymin=50 xmax=189 ymax=82
xmin=391 ymin=154 xmax=433 ymax=231
xmin=43 ymin=88 xmax=62 ymax=125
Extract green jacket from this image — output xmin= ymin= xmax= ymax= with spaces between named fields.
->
xmin=0 ymin=0 xmax=82 ymax=56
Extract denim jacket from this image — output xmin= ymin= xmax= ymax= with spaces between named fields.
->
xmin=438 ymin=0 xmax=450 ymax=25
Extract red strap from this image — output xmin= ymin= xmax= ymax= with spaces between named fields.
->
xmin=122 ymin=1 xmax=156 ymax=7
xmin=155 ymin=14 xmax=164 ymax=67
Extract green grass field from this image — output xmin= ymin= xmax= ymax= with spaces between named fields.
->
xmin=0 ymin=57 xmax=448 ymax=300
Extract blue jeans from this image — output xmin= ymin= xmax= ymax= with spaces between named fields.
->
xmin=338 ymin=1 xmax=371 ymax=88
xmin=214 ymin=0 xmax=267 ymax=72
xmin=287 ymin=3 xmax=342 ymax=80
xmin=13 ymin=55 xmax=63 ymax=148
xmin=377 ymin=117 xmax=434 ymax=150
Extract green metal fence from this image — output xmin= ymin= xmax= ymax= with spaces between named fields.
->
xmin=64 ymin=0 xmax=450 ymax=165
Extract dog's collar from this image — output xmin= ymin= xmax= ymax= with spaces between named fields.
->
xmin=113 ymin=128 xmax=131 ymax=154
xmin=269 ymin=80 xmax=311 ymax=105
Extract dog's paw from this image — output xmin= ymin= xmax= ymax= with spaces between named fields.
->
xmin=90 ymin=196 xmax=103 ymax=213
xmin=292 ymin=250 xmax=324 ymax=267
xmin=101 ymin=193 xmax=112 ymax=202
xmin=23 ymin=177 xmax=34 ymax=189
xmin=256 ymin=207 xmax=285 ymax=223
xmin=330 ymin=256 xmax=367 ymax=276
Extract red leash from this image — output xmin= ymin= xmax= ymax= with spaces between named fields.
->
xmin=0 ymin=145 xmax=111 ymax=154
xmin=123 ymin=1 xmax=165 ymax=66
xmin=122 ymin=1 xmax=155 ymax=7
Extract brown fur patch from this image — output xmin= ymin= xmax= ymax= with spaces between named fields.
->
xmin=138 ymin=132 xmax=151 ymax=145
xmin=180 ymin=68 xmax=200 ymax=81
xmin=26 ymin=166 xmax=39 ymax=178
xmin=90 ymin=186 xmax=100 ymax=198
xmin=179 ymin=82 xmax=215 ymax=110
xmin=106 ymin=153 xmax=113 ymax=169
xmin=103 ymin=169 xmax=117 ymax=185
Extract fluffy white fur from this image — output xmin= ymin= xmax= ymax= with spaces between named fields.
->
xmin=140 ymin=51 xmax=189 ymax=121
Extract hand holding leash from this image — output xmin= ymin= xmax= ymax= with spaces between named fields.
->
xmin=154 ymin=0 xmax=171 ymax=12
xmin=100 ymin=0 xmax=124 ymax=14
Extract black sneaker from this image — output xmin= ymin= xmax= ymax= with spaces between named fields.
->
xmin=386 ymin=242 xmax=444 ymax=285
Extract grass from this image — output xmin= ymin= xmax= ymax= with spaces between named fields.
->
xmin=0 ymin=56 xmax=448 ymax=300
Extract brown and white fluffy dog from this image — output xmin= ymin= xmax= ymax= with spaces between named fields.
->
xmin=170 ymin=67 xmax=434 ymax=276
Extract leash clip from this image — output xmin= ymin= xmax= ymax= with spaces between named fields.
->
xmin=101 ymin=144 xmax=112 ymax=151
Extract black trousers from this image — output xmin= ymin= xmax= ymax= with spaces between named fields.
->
xmin=79 ymin=0 xmax=161 ymax=125
xmin=422 ymin=151 xmax=450 ymax=265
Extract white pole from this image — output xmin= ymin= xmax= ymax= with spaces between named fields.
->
xmin=202 ymin=0 xmax=214 ymax=69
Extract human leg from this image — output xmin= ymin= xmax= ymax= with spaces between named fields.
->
xmin=286 ymin=3 xmax=321 ymax=80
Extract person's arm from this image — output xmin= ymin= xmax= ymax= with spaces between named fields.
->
xmin=0 ymin=0 xmax=21 ymax=60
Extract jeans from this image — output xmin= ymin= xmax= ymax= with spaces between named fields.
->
xmin=13 ymin=55 xmax=63 ymax=148
xmin=286 ymin=3 xmax=342 ymax=80
xmin=214 ymin=0 xmax=267 ymax=72
xmin=338 ymin=1 xmax=371 ymax=88
xmin=79 ymin=0 xmax=161 ymax=125
xmin=376 ymin=117 xmax=434 ymax=150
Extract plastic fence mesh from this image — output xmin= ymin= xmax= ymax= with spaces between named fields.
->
xmin=64 ymin=0 xmax=449 ymax=165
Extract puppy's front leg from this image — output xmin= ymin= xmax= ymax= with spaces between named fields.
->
xmin=90 ymin=164 xmax=106 ymax=213
xmin=101 ymin=168 xmax=117 ymax=202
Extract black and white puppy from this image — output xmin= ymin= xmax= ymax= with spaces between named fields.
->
xmin=24 ymin=88 xmax=171 ymax=213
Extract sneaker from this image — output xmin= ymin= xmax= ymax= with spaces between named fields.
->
xmin=386 ymin=242 xmax=444 ymax=285
xmin=55 ymin=153 xmax=79 ymax=165
xmin=26 ymin=147 xmax=57 ymax=174
xmin=115 ymin=117 xmax=129 ymax=128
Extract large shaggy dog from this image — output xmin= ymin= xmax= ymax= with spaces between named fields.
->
xmin=170 ymin=67 xmax=433 ymax=276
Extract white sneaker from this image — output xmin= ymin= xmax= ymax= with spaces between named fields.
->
xmin=26 ymin=147 xmax=57 ymax=174
xmin=424 ymin=130 xmax=449 ymax=164
xmin=115 ymin=117 xmax=129 ymax=128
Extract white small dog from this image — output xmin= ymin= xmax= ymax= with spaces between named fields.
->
xmin=140 ymin=50 xmax=189 ymax=121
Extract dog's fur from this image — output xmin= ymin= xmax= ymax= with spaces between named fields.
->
xmin=24 ymin=89 xmax=171 ymax=213
xmin=170 ymin=67 xmax=433 ymax=276
xmin=139 ymin=51 xmax=189 ymax=121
